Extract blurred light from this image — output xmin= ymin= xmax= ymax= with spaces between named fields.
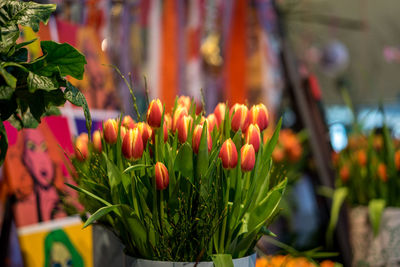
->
xmin=329 ymin=123 xmax=347 ymax=152
xmin=320 ymin=40 xmax=349 ymax=76
xmin=101 ymin=38 xmax=108 ymax=52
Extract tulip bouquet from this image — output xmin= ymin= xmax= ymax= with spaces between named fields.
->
xmin=70 ymin=96 xmax=286 ymax=264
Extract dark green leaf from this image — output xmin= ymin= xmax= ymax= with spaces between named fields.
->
xmin=0 ymin=24 xmax=19 ymax=53
xmin=123 ymin=164 xmax=152 ymax=174
xmin=27 ymin=72 xmax=57 ymax=92
xmin=196 ymin=123 xmax=209 ymax=179
xmin=64 ymin=82 xmax=91 ymax=136
xmin=0 ymin=66 xmax=16 ymax=88
xmin=15 ymin=38 xmax=38 ymax=50
xmin=174 ymin=143 xmax=193 ymax=179
xmin=0 ymin=98 xmax=17 ymax=121
xmin=9 ymin=47 xmax=27 ymax=62
xmin=83 ymin=205 xmax=120 ymax=229
xmin=0 ymin=121 xmax=8 ymax=165
xmin=0 ymin=85 xmax=13 ymax=99
xmin=263 ymin=118 xmax=282 ymax=161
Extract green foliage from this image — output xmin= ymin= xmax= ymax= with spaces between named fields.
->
xmin=0 ymin=0 xmax=91 ymax=165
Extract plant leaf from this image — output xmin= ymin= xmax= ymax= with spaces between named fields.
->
xmin=0 ymin=85 xmax=13 ymax=100
xmin=326 ymin=187 xmax=348 ymax=245
xmin=212 ymin=254 xmax=234 ymax=267
xmin=174 ymin=143 xmax=193 ymax=180
xmin=65 ymin=183 xmax=113 ymax=207
xmin=0 ymin=24 xmax=19 ymax=53
xmin=123 ymin=164 xmax=151 ymax=174
xmin=0 ymin=65 xmax=16 ymax=88
xmin=27 ymin=72 xmax=57 ymax=92
xmin=83 ymin=205 xmax=120 ymax=229
xmin=368 ymin=199 xmax=385 ymax=236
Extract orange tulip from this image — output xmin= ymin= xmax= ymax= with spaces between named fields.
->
xmin=395 ymin=150 xmax=400 ymax=171
xmin=75 ymin=133 xmax=89 ymax=161
xmin=122 ymin=128 xmax=143 ymax=160
xmin=377 ymin=163 xmax=387 ymax=182
xmin=172 ymin=105 xmax=188 ymax=132
xmin=103 ymin=119 xmax=118 ymax=144
xmin=155 ymin=162 xmax=169 ymax=190
xmin=192 ymin=124 xmax=212 ymax=154
xmin=245 ymin=124 xmax=261 ymax=152
xmin=219 ymin=138 xmax=238 ymax=169
xmin=122 ymin=115 xmax=135 ymax=129
xmin=340 ymin=165 xmax=350 ymax=182
xmin=92 ymin=130 xmax=102 ymax=153
xmin=357 ymin=150 xmax=367 ymax=166
xmin=136 ymin=122 xmax=152 ymax=147
xmin=176 ymin=115 xmax=192 ymax=143
xmin=320 ymin=260 xmax=335 ymax=267
xmin=230 ymin=104 xmax=249 ymax=132
xmin=249 ymin=104 xmax=269 ymax=131
xmin=214 ymin=102 xmax=226 ymax=127
xmin=241 ymin=144 xmax=256 ymax=172
xmin=120 ymin=126 xmax=127 ymax=140
xmin=164 ymin=113 xmax=172 ymax=130
xmin=147 ymin=99 xmax=163 ymax=128
xmin=177 ymin=95 xmax=191 ymax=111
xmin=206 ymin=113 xmax=218 ymax=133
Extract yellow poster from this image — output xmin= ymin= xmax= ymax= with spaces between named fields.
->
xmin=18 ymin=216 xmax=93 ymax=267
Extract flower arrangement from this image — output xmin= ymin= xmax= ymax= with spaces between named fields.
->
xmin=70 ymin=96 xmax=286 ymax=264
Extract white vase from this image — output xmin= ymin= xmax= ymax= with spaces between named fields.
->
xmin=350 ymin=206 xmax=400 ymax=267
xmin=126 ymin=253 xmax=256 ymax=267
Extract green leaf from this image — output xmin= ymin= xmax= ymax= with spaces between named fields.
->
xmin=212 ymin=254 xmax=234 ymax=267
xmin=174 ymin=143 xmax=193 ymax=179
xmin=64 ymin=82 xmax=91 ymax=136
xmin=0 ymin=24 xmax=19 ymax=53
xmin=65 ymin=183 xmax=113 ymax=207
xmin=0 ymin=66 xmax=16 ymax=88
xmin=0 ymin=85 xmax=13 ymax=100
xmin=28 ymin=41 xmax=87 ymax=79
xmin=15 ymin=38 xmax=38 ymax=50
xmin=196 ymin=123 xmax=209 ymax=179
xmin=123 ymin=164 xmax=151 ymax=174
xmin=326 ymin=187 xmax=348 ymax=245
xmin=0 ymin=121 xmax=8 ymax=165
xmin=0 ymin=1 xmax=56 ymax=32
xmin=83 ymin=205 xmax=120 ymax=229
xmin=263 ymin=118 xmax=282 ymax=161
xmin=368 ymin=199 xmax=385 ymax=236
xmin=27 ymin=72 xmax=57 ymax=92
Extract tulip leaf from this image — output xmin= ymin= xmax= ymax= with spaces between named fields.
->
xmin=326 ymin=187 xmax=348 ymax=246
xmin=368 ymin=199 xmax=385 ymax=236
xmin=83 ymin=204 xmax=120 ymax=228
xmin=174 ymin=143 xmax=193 ymax=180
xmin=65 ymin=183 xmax=113 ymax=207
xmin=212 ymin=254 xmax=234 ymax=267
xmin=263 ymin=118 xmax=282 ymax=161
xmin=123 ymin=164 xmax=152 ymax=174
xmin=196 ymin=123 xmax=209 ymax=179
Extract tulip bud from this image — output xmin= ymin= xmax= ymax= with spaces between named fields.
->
xmin=340 ymin=165 xmax=350 ymax=182
xmin=241 ymin=144 xmax=256 ymax=172
xmin=147 ymin=99 xmax=163 ymax=128
xmin=103 ymin=119 xmax=118 ymax=144
xmin=155 ymin=162 xmax=169 ymax=190
xmin=172 ymin=106 xmax=188 ymax=132
xmin=219 ymin=138 xmax=238 ymax=169
xmin=177 ymin=96 xmax=191 ymax=111
xmin=176 ymin=115 xmax=192 ymax=143
xmin=249 ymin=104 xmax=269 ymax=131
xmin=164 ymin=113 xmax=172 ymax=130
xmin=122 ymin=115 xmax=135 ymax=129
xmin=377 ymin=163 xmax=387 ymax=182
xmin=230 ymin=104 xmax=249 ymax=132
xmin=214 ymin=103 xmax=226 ymax=127
xmin=195 ymin=100 xmax=203 ymax=115
xmin=192 ymin=124 xmax=212 ymax=154
xmin=92 ymin=130 xmax=102 ymax=153
xmin=395 ymin=150 xmax=400 ymax=171
xmin=120 ymin=126 xmax=127 ymax=140
xmin=136 ymin=122 xmax=152 ymax=147
xmin=206 ymin=114 xmax=218 ymax=133
xmin=245 ymin=124 xmax=261 ymax=152
xmin=122 ymin=128 xmax=144 ymax=160
xmin=75 ymin=133 xmax=89 ymax=161
xmin=357 ymin=150 xmax=367 ymax=166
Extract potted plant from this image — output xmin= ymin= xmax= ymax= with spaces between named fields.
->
xmin=0 ymin=0 xmax=91 ymax=165
xmin=70 ymin=95 xmax=287 ymax=266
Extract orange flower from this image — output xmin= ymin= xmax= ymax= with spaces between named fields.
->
xmin=241 ymin=144 xmax=256 ymax=172
xmin=147 ymin=99 xmax=163 ymax=128
xmin=92 ymin=130 xmax=102 ymax=153
xmin=272 ymin=147 xmax=284 ymax=163
xmin=75 ymin=133 xmax=89 ymax=161
xmin=245 ymin=124 xmax=261 ymax=152
xmin=206 ymin=113 xmax=218 ymax=133
xmin=103 ymin=119 xmax=118 ymax=144
xmin=395 ymin=150 xmax=400 ymax=171
xmin=164 ymin=113 xmax=172 ymax=130
xmin=172 ymin=105 xmax=188 ymax=132
xmin=320 ymin=260 xmax=335 ymax=267
xmin=255 ymin=258 xmax=268 ymax=267
xmin=357 ymin=150 xmax=367 ymax=166
xmin=122 ymin=128 xmax=143 ymax=160
xmin=377 ymin=163 xmax=387 ymax=182
xmin=155 ymin=162 xmax=169 ymax=190
xmin=230 ymin=104 xmax=250 ymax=132
xmin=214 ymin=102 xmax=226 ymax=127
xmin=177 ymin=95 xmax=191 ymax=111
xmin=219 ymin=138 xmax=238 ymax=169
xmin=122 ymin=115 xmax=135 ymax=129
xmin=136 ymin=122 xmax=152 ymax=147
xmin=192 ymin=124 xmax=212 ymax=154
xmin=249 ymin=103 xmax=269 ymax=131
xmin=176 ymin=115 xmax=192 ymax=143
xmin=340 ymin=165 xmax=350 ymax=182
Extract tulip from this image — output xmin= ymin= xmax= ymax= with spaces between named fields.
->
xmin=122 ymin=115 xmax=135 ymax=129
xmin=340 ymin=165 xmax=350 ymax=182
xmin=245 ymin=124 xmax=261 ymax=152
xmin=147 ymin=99 xmax=163 ymax=128
xmin=206 ymin=114 xmax=218 ymax=133
xmin=241 ymin=144 xmax=255 ymax=172
xmin=177 ymin=96 xmax=191 ymax=111
xmin=214 ymin=103 xmax=226 ymax=127
xmin=164 ymin=113 xmax=172 ymax=130
xmin=176 ymin=115 xmax=192 ymax=143
xmin=122 ymin=128 xmax=143 ymax=160
xmin=120 ymin=126 xmax=127 ymax=140
xmin=136 ymin=122 xmax=152 ymax=147
xmin=155 ymin=162 xmax=169 ymax=190
xmin=249 ymin=104 xmax=269 ymax=131
xmin=195 ymin=100 xmax=203 ymax=115
xmin=75 ymin=133 xmax=89 ymax=161
xmin=377 ymin=163 xmax=387 ymax=182
xmin=103 ymin=119 xmax=118 ymax=144
xmin=357 ymin=150 xmax=367 ymax=166
xmin=230 ymin=104 xmax=249 ymax=132
xmin=395 ymin=150 xmax=400 ymax=171
xmin=219 ymin=138 xmax=238 ymax=169
xmin=172 ymin=105 xmax=188 ymax=132
xmin=92 ymin=130 xmax=102 ymax=153
xmin=192 ymin=124 xmax=212 ymax=154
